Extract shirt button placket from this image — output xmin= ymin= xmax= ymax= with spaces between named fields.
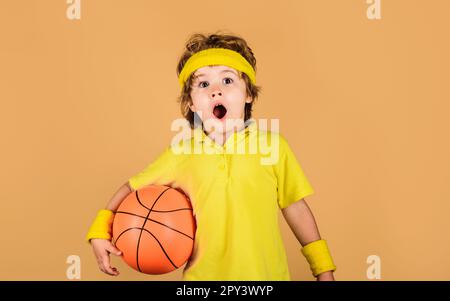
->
xmin=218 ymin=153 xmax=226 ymax=170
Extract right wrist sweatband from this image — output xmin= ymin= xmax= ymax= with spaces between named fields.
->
xmin=85 ymin=209 xmax=114 ymax=243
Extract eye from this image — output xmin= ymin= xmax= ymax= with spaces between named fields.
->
xmin=199 ymin=81 xmax=209 ymax=88
xmin=223 ymin=77 xmax=233 ymax=85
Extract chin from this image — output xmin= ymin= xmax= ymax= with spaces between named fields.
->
xmin=203 ymin=114 xmax=246 ymax=133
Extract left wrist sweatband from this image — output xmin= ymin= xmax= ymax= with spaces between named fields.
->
xmin=301 ymin=239 xmax=337 ymax=277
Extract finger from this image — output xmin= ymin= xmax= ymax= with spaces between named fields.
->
xmin=97 ymin=263 xmax=106 ymax=274
xmin=101 ymin=256 xmax=119 ymax=276
xmin=103 ymin=256 xmax=119 ymax=276
xmin=107 ymin=245 xmax=122 ymax=256
xmin=97 ymin=259 xmax=106 ymax=272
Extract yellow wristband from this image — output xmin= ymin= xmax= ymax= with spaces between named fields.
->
xmin=301 ymin=239 xmax=337 ymax=277
xmin=85 ymin=209 xmax=114 ymax=243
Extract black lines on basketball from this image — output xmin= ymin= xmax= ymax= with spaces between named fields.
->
xmin=136 ymin=187 xmax=172 ymax=273
xmin=135 ymin=190 xmax=152 ymax=211
xmin=112 ymin=185 xmax=196 ymax=274
xmin=134 ymin=187 xmax=183 ymax=211
xmin=148 ymin=218 xmax=194 ymax=240
xmin=115 ymin=211 xmax=148 ymax=220
xmin=141 ymin=228 xmax=178 ymax=269
xmin=113 ymin=227 xmax=137 ymax=247
xmin=113 ymin=227 xmax=177 ymax=270
xmin=115 ymin=210 xmax=194 ymax=240
xmin=117 ymin=208 xmax=192 ymax=215
xmin=150 ymin=208 xmax=193 ymax=213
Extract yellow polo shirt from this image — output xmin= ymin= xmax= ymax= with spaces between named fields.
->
xmin=128 ymin=120 xmax=314 ymax=280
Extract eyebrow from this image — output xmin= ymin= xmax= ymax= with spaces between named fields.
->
xmin=194 ymin=69 xmax=238 ymax=79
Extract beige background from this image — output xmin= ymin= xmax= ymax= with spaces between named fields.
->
xmin=1 ymin=0 xmax=449 ymax=280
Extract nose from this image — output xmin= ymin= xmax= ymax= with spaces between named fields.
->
xmin=211 ymin=88 xmax=222 ymax=98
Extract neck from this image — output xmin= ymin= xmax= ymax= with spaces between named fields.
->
xmin=205 ymin=122 xmax=247 ymax=146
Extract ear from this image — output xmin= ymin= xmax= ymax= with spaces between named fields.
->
xmin=189 ymin=103 xmax=197 ymax=112
xmin=245 ymin=95 xmax=253 ymax=104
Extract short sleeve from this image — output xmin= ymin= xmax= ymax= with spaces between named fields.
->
xmin=128 ymin=146 xmax=176 ymax=191
xmin=274 ymin=135 xmax=314 ymax=209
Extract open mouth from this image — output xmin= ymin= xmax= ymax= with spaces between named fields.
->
xmin=213 ymin=103 xmax=227 ymax=119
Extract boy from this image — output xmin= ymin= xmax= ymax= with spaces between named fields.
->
xmin=86 ymin=32 xmax=336 ymax=281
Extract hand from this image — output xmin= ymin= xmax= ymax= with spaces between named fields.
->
xmin=91 ymin=239 xmax=122 ymax=276
xmin=316 ymin=271 xmax=335 ymax=281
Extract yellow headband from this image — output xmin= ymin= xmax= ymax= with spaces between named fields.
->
xmin=178 ymin=48 xmax=256 ymax=88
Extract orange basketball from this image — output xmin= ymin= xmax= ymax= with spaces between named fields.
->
xmin=112 ymin=185 xmax=196 ymax=274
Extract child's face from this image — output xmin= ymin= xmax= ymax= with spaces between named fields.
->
xmin=189 ymin=65 xmax=252 ymax=135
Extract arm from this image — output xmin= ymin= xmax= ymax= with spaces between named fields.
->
xmin=88 ymin=181 xmax=134 ymax=276
xmin=105 ymin=181 xmax=134 ymax=211
xmin=281 ymin=198 xmax=335 ymax=281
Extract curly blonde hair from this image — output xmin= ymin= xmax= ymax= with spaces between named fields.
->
xmin=176 ymin=32 xmax=261 ymax=128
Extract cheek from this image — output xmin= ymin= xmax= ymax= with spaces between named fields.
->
xmin=233 ymin=82 xmax=248 ymax=99
xmin=190 ymin=93 xmax=208 ymax=110
xmin=190 ymin=90 xmax=201 ymax=103
xmin=229 ymin=88 xmax=248 ymax=107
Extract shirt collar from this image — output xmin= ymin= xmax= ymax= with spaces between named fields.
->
xmin=192 ymin=119 xmax=258 ymax=151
